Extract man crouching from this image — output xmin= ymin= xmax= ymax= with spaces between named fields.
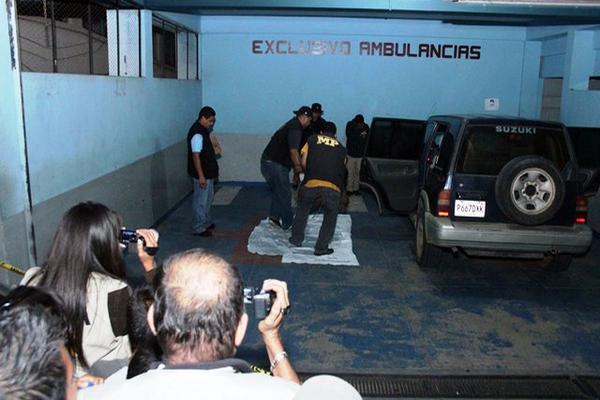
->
xmin=290 ymin=122 xmax=347 ymax=256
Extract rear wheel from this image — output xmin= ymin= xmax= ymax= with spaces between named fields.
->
xmin=415 ymin=204 xmax=443 ymax=268
xmin=542 ymin=254 xmax=572 ymax=272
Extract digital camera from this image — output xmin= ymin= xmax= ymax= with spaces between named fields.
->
xmin=119 ymin=229 xmax=158 ymax=256
xmin=119 ymin=229 xmax=140 ymax=245
xmin=243 ymin=288 xmax=275 ymax=320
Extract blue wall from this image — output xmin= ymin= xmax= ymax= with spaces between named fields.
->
xmin=528 ymin=25 xmax=600 ymax=127
xmin=200 ymin=16 xmax=528 ymax=137
xmin=595 ymin=31 xmax=600 ymax=73
xmin=22 ymin=73 xmax=202 ymax=204
xmin=21 ymin=11 xmax=203 ymax=205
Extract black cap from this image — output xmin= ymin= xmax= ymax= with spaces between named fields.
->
xmin=311 ymin=103 xmax=324 ymax=114
xmin=294 ymin=106 xmax=312 ymax=117
xmin=322 ymin=121 xmax=337 ymax=136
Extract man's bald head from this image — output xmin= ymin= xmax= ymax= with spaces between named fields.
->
xmin=153 ymin=249 xmax=244 ymax=363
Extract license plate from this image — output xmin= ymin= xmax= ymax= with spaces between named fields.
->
xmin=454 ymin=200 xmax=486 ymax=218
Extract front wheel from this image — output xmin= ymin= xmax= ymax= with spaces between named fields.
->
xmin=415 ymin=205 xmax=443 ymax=268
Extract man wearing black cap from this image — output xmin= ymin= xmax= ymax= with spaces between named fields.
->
xmin=293 ymin=103 xmax=328 ymax=189
xmin=345 ymin=114 xmax=369 ymax=195
xmin=289 ymin=122 xmax=347 ymax=256
xmin=261 ymin=106 xmax=312 ymax=230
xmin=304 ymin=103 xmax=328 ymax=141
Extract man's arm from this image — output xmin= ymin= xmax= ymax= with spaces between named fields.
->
xmin=210 ymin=133 xmax=222 ymax=156
xmin=289 ymin=149 xmax=302 ymax=174
xmin=288 ymin=128 xmax=303 ymax=174
xmin=191 ymin=133 xmax=207 ymax=188
xmin=192 ymin=152 xmax=207 ymax=188
xmin=135 ymin=228 xmax=159 ymax=273
xmin=300 ymin=143 xmax=309 ymax=170
xmin=258 ymin=279 xmax=299 ymax=384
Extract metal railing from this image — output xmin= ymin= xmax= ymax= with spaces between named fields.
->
xmin=16 ymin=0 xmax=141 ymax=76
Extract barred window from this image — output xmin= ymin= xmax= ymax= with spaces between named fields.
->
xmin=152 ymin=15 xmax=198 ymax=80
xmin=16 ymin=0 xmax=141 ymax=76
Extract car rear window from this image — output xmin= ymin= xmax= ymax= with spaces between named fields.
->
xmin=456 ymin=124 xmax=570 ymax=175
xmin=366 ymin=119 xmax=425 ymax=160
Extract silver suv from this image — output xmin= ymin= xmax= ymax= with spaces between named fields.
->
xmin=361 ymin=115 xmax=593 ymax=271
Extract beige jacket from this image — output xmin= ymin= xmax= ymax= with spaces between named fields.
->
xmin=22 ymin=267 xmax=132 ymax=377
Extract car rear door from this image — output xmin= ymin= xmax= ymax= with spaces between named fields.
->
xmin=361 ymin=117 xmax=426 ymax=212
xmin=452 ymin=122 xmax=575 ymax=226
xmin=567 ymin=126 xmax=600 ymax=195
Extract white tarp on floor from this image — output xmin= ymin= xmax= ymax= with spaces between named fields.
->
xmin=247 ymin=214 xmax=359 ymax=266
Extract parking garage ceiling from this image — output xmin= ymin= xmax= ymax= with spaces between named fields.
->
xmin=140 ymin=0 xmax=600 ymax=26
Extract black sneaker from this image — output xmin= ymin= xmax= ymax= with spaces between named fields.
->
xmin=289 ymin=238 xmax=302 ymax=247
xmin=268 ymin=217 xmax=282 ymax=228
xmin=314 ymin=248 xmax=334 ymax=256
xmin=207 ymin=223 xmax=216 ymax=231
xmin=193 ymin=230 xmax=212 ymax=237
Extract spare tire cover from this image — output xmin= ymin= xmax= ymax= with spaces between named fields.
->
xmin=495 ymin=155 xmax=565 ymax=226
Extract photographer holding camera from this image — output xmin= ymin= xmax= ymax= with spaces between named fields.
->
xmin=79 ymin=249 xmax=300 ymax=399
xmin=21 ymin=201 xmax=159 ymax=379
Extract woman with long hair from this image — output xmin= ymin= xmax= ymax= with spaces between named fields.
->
xmin=22 ymin=202 xmax=158 ymax=378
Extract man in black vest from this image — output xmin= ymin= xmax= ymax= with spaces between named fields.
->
xmin=289 ymin=122 xmax=347 ymax=256
xmin=261 ymin=106 xmax=312 ymax=230
xmin=187 ymin=106 xmax=219 ymax=237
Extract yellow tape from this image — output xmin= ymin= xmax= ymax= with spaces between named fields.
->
xmin=0 ymin=261 xmax=26 ymax=276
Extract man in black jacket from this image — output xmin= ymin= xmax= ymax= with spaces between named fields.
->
xmin=289 ymin=122 xmax=347 ymax=256
xmin=306 ymin=103 xmax=327 ymax=139
xmin=261 ymin=106 xmax=312 ymax=230
xmin=187 ymin=106 xmax=218 ymax=237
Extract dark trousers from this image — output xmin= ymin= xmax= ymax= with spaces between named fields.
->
xmin=260 ymin=159 xmax=293 ymax=229
xmin=291 ymin=186 xmax=341 ymax=252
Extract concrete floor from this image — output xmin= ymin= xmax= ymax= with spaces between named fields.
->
xmin=133 ymin=184 xmax=600 ymax=376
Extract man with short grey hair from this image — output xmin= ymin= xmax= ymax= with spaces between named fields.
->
xmin=80 ymin=249 xmax=300 ymax=399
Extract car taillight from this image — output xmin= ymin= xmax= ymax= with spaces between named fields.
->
xmin=437 ymin=190 xmax=451 ymax=217
xmin=575 ymin=195 xmax=588 ymax=224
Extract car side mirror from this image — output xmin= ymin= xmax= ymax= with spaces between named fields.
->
xmin=578 ymin=167 xmax=599 ymax=194
xmin=578 ymin=168 xmax=591 ymax=183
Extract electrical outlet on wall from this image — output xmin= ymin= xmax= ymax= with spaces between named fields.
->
xmin=484 ymin=98 xmax=500 ymax=111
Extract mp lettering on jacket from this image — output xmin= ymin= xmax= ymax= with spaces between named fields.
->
xmin=316 ymin=136 xmax=340 ymax=147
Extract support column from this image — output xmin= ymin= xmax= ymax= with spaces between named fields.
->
xmin=0 ymin=0 xmax=37 ymax=289
xmin=519 ymin=40 xmax=543 ymax=119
